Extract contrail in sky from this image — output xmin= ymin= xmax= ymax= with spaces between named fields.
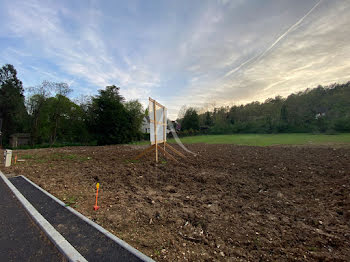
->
xmin=223 ymin=53 xmax=260 ymax=77
xmin=224 ymin=0 xmax=322 ymax=78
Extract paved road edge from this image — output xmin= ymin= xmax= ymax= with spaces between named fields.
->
xmin=0 ymin=171 xmax=87 ymax=262
xmin=20 ymin=175 xmax=155 ymax=262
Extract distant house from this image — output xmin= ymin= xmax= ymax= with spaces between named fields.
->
xmin=141 ymin=116 xmax=150 ymax=134
xmin=315 ymin=112 xmax=326 ymax=119
xmin=141 ymin=117 xmax=181 ymax=135
xmin=9 ymin=133 xmax=30 ymax=148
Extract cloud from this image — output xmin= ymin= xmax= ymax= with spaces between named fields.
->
xmin=224 ymin=0 xmax=322 ymax=78
xmin=0 ymin=0 xmax=349 ymax=120
xmin=0 ymin=0 xmax=159 ymax=102
xmin=175 ymin=0 xmax=350 ymax=113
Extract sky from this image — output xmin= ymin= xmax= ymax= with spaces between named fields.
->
xmin=0 ymin=0 xmax=349 ymax=119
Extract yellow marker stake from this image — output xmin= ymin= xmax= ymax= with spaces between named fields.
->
xmin=94 ymin=183 xmax=100 ymax=211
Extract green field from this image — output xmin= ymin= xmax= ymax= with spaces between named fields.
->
xmin=137 ymin=133 xmax=350 ymax=146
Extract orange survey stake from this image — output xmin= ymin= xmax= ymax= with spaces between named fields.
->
xmin=93 ymin=183 xmax=100 ymax=211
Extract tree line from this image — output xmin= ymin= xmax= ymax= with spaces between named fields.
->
xmin=0 ymin=64 xmax=144 ymax=147
xmin=1 ymin=63 xmax=349 ymax=147
xmin=179 ymin=81 xmax=350 ymax=135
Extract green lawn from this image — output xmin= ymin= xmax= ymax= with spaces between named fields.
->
xmin=135 ymin=133 xmax=350 ymax=146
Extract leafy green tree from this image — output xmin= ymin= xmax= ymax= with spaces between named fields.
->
xmin=47 ymin=95 xmax=89 ymax=143
xmin=27 ymin=81 xmax=53 ymax=145
xmin=27 ymin=81 xmax=90 ymax=145
xmin=182 ymin=108 xmax=200 ymax=131
xmin=88 ymin=85 xmax=131 ymax=145
xmin=124 ymin=99 xmax=145 ymax=140
xmin=204 ymin=111 xmax=213 ymax=126
xmin=0 ymin=64 xmax=28 ymax=145
xmin=49 ymin=82 xmax=72 ymax=145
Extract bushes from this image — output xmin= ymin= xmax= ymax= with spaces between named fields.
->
xmin=177 ymin=128 xmax=201 ymax=137
xmin=333 ymin=117 xmax=350 ymax=132
xmin=209 ymin=122 xmax=233 ymax=134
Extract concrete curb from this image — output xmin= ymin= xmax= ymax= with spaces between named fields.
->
xmin=20 ymin=175 xmax=155 ymax=262
xmin=0 ymin=171 xmax=87 ymax=262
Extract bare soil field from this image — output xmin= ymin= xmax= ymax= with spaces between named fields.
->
xmin=2 ymin=144 xmax=350 ymax=261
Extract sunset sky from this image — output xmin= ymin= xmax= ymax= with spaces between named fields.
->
xmin=1 ymin=0 xmax=349 ymax=119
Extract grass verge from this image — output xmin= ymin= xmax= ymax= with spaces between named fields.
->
xmin=133 ymin=133 xmax=350 ymax=146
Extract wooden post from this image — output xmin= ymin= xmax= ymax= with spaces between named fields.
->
xmin=165 ymin=143 xmax=186 ymax=158
xmin=134 ymin=144 xmax=155 ymax=160
xmin=157 ymin=145 xmax=178 ymax=162
xmin=163 ymin=107 xmax=166 ymax=151
xmin=153 ymin=100 xmax=158 ymax=162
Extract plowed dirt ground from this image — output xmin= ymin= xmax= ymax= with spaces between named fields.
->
xmin=2 ymin=144 xmax=350 ymax=261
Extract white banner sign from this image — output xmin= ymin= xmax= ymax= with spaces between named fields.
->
xmin=149 ymin=98 xmax=167 ymax=144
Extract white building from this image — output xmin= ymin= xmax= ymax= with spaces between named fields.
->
xmin=141 ymin=116 xmax=150 ymax=133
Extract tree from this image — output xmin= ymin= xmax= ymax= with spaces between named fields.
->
xmin=45 ymin=95 xmax=89 ymax=143
xmin=177 ymin=105 xmax=188 ymax=120
xmin=124 ymin=100 xmax=145 ymax=141
xmin=0 ymin=64 xmax=28 ymax=145
xmin=27 ymin=81 xmax=53 ymax=145
xmin=49 ymin=82 xmax=72 ymax=145
xmin=182 ymin=108 xmax=200 ymax=131
xmin=27 ymin=87 xmax=89 ymax=145
xmin=88 ymin=85 xmax=131 ymax=145
xmin=204 ymin=111 xmax=213 ymax=126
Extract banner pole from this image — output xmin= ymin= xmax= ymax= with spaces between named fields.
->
xmin=153 ymin=101 xmax=158 ymax=162
xmin=163 ymin=107 xmax=166 ymax=151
